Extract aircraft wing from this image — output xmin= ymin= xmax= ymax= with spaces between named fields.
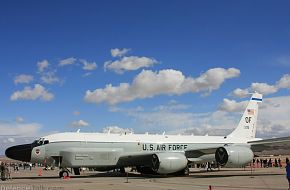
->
xmin=184 ymin=146 xmax=223 ymax=163
xmin=185 ymin=147 xmax=218 ymax=158
xmin=248 ymin=136 xmax=290 ymax=152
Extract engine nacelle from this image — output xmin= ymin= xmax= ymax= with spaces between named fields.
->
xmin=215 ymin=146 xmax=253 ymax=168
xmin=151 ymin=152 xmax=188 ymax=174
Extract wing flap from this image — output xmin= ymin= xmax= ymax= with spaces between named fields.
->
xmin=249 ymin=136 xmax=290 ymax=152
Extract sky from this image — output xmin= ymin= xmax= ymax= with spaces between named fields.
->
xmin=0 ymin=0 xmax=290 ymax=154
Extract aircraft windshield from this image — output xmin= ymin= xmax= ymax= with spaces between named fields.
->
xmin=32 ymin=138 xmax=47 ymax=146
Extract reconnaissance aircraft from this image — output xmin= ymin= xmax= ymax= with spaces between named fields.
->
xmin=5 ymin=92 xmax=290 ymax=177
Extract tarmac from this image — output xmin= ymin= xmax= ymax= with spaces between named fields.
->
xmin=0 ymin=167 xmax=288 ymax=190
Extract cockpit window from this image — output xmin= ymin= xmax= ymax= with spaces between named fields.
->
xmin=44 ymin=140 xmax=49 ymax=145
xmin=32 ymin=138 xmax=47 ymax=146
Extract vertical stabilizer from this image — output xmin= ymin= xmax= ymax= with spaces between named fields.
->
xmin=228 ymin=92 xmax=263 ymax=139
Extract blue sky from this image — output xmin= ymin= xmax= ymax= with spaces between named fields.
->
xmin=1 ymin=0 xmax=290 ymax=153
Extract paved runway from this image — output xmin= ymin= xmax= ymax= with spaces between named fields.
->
xmin=0 ymin=167 xmax=288 ymax=190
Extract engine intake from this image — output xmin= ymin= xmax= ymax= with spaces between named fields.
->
xmin=151 ymin=152 xmax=188 ymax=174
xmin=215 ymin=146 xmax=253 ymax=167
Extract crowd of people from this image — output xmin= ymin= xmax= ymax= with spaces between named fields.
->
xmin=0 ymin=161 xmax=37 ymax=181
xmin=252 ymin=158 xmax=283 ymax=168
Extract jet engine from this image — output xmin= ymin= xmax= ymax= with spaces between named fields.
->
xmin=150 ymin=152 xmax=188 ymax=174
xmin=215 ymin=146 xmax=254 ymax=167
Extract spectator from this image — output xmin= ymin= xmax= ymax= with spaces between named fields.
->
xmin=1 ymin=162 xmax=6 ymax=181
xmin=285 ymin=158 xmax=290 ymax=190
xmin=275 ymin=159 xmax=278 ymax=167
xmin=268 ymin=158 xmax=272 ymax=167
xmin=279 ymin=158 xmax=282 ymax=168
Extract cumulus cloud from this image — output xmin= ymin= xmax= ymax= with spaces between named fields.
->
xmin=10 ymin=84 xmax=54 ymax=101
xmin=232 ymin=74 xmax=290 ymax=97
xmin=231 ymin=88 xmax=250 ymax=98
xmin=102 ymin=126 xmax=133 ymax=134
xmin=14 ymin=74 xmax=34 ymax=84
xmin=85 ymin=68 xmax=240 ymax=105
xmin=218 ymin=96 xmax=290 ymax=137
xmin=251 ymin=83 xmax=277 ymax=95
xmin=276 ymin=74 xmax=290 ymax=89
xmin=40 ymin=71 xmax=60 ymax=84
xmin=111 ymin=48 xmax=130 ymax=57
xmin=219 ymin=98 xmax=248 ymax=112
xmin=59 ymin=57 xmax=77 ymax=66
xmin=104 ymin=56 xmax=158 ymax=74
xmin=37 ymin=60 xmax=49 ymax=72
xmin=80 ymin=59 xmax=97 ymax=71
xmin=71 ymin=120 xmax=89 ymax=127
xmin=257 ymin=96 xmax=290 ymax=138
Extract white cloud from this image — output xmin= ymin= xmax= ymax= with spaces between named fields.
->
xmin=251 ymin=83 xmax=277 ymax=95
xmin=10 ymin=84 xmax=54 ymax=101
xmin=7 ymin=137 xmax=15 ymax=143
xmin=16 ymin=116 xmax=24 ymax=123
xmin=102 ymin=126 xmax=133 ymax=134
xmin=37 ymin=60 xmax=49 ymax=72
xmin=85 ymin=68 xmax=240 ymax=105
xmin=219 ymin=98 xmax=248 ymax=112
xmin=111 ymin=103 xmax=236 ymax=135
xmin=232 ymin=74 xmax=290 ymax=97
xmin=59 ymin=57 xmax=77 ymax=66
xmin=0 ymin=120 xmax=41 ymax=137
xmin=218 ymin=96 xmax=290 ymax=137
xmin=40 ymin=71 xmax=60 ymax=84
xmin=80 ymin=59 xmax=97 ymax=71
xmin=276 ymin=74 xmax=290 ymax=89
xmin=153 ymin=100 xmax=191 ymax=112
xmin=111 ymin=48 xmax=130 ymax=57
xmin=71 ymin=119 xmax=89 ymax=127
xmin=257 ymin=96 xmax=290 ymax=138
xmin=0 ymin=120 xmax=43 ymax=154
xmin=104 ymin=56 xmax=158 ymax=74
xmin=231 ymin=88 xmax=250 ymax=98
xmin=14 ymin=74 xmax=34 ymax=84
xmin=112 ymin=96 xmax=290 ymax=138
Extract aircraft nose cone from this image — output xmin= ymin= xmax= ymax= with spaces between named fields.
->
xmin=5 ymin=144 xmax=32 ymax=162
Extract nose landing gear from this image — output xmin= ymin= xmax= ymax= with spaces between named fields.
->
xmin=59 ymin=168 xmax=70 ymax=178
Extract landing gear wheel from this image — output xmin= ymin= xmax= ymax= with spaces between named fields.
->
xmin=59 ymin=170 xmax=69 ymax=178
xmin=183 ymin=166 xmax=190 ymax=176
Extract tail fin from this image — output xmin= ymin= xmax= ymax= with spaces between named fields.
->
xmin=228 ymin=92 xmax=263 ymax=139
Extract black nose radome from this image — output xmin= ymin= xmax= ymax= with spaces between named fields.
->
xmin=5 ymin=144 xmax=32 ymax=162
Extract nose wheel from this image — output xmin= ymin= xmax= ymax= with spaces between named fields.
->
xmin=59 ymin=170 xmax=69 ymax=178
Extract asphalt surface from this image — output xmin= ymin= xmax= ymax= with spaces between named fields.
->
xmin=0 ymin=167 xmax=288 ymax=190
